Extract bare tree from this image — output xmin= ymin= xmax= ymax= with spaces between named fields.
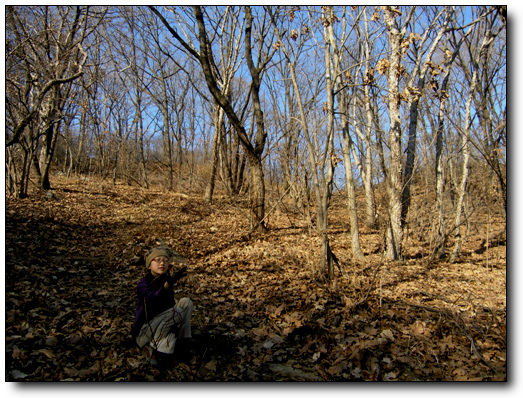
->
xmin=449 ymin=7 xmax=505 ymax=262
xmin=380 ymin=6 xmax=450 ymax=260
xmin=149 ymin=6 xmax=276 ymax=230
xmin=265 ymin=57 xmax=305 ymax=210
xmin=324 ymin=6 xmax=364 ymax=259
xmin=430 ymin=13 xmax=478 ymax=259
xmin=118 ymin=6 xmax=151 ymax=188
xmin=142 ymin=20 xmax=180 ymax=190
xmin=6 ymin=6 xmax=94 ymax=195
xmin=269 ymin=7 xmax=341 ymax=279
xmin=468 ymin=9 xmax=507 ymax=216
xmin=399 ymin=7 xmax=451 ymax=233
xmin=381 ymin=6 xmax=414 ymax=260
xmin=359 ymin=7 xmax=379 ymax=231
xmin=204 ymin=7 xmax=248 ymax=202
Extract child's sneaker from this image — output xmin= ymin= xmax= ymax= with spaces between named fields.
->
xmin=174 ymin=338 xmax=193 ymax=363
xmin=155 ymin=351 xmax=175 ymax=369
xmin=142 ymin=345 xmax=158 ymax=367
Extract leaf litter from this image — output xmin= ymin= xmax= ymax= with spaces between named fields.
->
xmin=5 ymin=176 xmax=506 ymax=381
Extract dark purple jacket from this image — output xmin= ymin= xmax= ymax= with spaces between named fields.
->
xmin=131 ymin=271 xmax=175 ymax=338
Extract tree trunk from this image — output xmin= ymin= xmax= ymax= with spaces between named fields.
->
xmin=137 ymin=101 xmax=149 ymax=189
xmin=205 ymin=105 xmax=222 ymax=203
xmin=248 ymin=153 xmax=266 ymax=230
xmin=39 ymin=123 xmax=59 ymax=191
xmin=432 ymin=60 xmax=453 ymax=260
xmin=363 ymin=84 xmax=377 ymax=230
xmin=340 ymin=126 xmax=364 ymax=259
xmin=194 ymin=6 xmax=267 ymax=230
xmin=160 ymin=91 xmax=174 ymax=191
xmin=400 ymin=8 xmax=449 ymax=231
xmin=362 ymin=8 xmax=377 ymax=230
xmin=383 ymin=7 xmax=405 ymax=260
xmin=449 ymin=69 xmax=476 ymax=263
xmin=325 ymin=5 xmax=364 ymax=260
xmin=433 ymin=92 xmax=448 ymax=260
xmin=38 ymin=88 xmax=63 ymax=191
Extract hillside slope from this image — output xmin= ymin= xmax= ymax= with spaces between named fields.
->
xmin=5 ymin=176 xmax=506 ymax=381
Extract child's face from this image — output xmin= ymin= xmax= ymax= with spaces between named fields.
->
xmin=149 ymin=256 xmax=171 ymax=278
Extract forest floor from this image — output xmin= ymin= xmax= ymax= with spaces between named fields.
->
xmin=5 ymin=175 xmax=506 ymax=381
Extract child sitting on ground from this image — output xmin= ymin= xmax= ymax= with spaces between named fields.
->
xmin=131 ymin=246 xmax=193 ymax=366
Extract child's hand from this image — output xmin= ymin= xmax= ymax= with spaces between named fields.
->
xmin=170 ymin=266 xmax=187 ymax=283
xmin=155 ymin=273 xmax=171 ymax=289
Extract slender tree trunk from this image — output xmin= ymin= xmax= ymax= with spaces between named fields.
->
xmin=18 ymin=154 xmax=30 ymax=198
xmin=325 ymin=6 xmax=364 ymax=260
xmin=362 ymin=9 xmax=377 ymax=230
xmin=248 ymin=154 xmax=266 ymax=230
xmin=137 ymin=102 xmax=149 ymax=189
xmin=432 ymin=61 xmax=453 ymax=260
xmin=38 ymin=88 xmax=62 ymax=190
xmin=219 ymin=121 xmax=235 ymax=197
xmin=133 ymin=74 xmax=148 ymax=189
xmin=194 ymin=5 xmax=267 ymax=230
xmin=433 ymin=93 xmax=448 ymax=260
xmin=363 ymin=85 xmax=377 ymax=230
xmin=400 ymin=8 xmax=449 ymax=231
xmin=205 ymin=105 xmax=222 ymax=203
xmin=449 ymin=67 xmax=477 ymax=262
xmin=323 ymin=32 xmax=337 ymax=279
xmin=280 ymin=36 xmax=331 ymax=276
xmin=6 ymin=146 xmax=18 ymax=196
xmin=340 ymin=124 xmax=364 ymax=259
xmin=74 ymin=108 xmax=87 ymax=174
xmin=160 ymin=87 xmax=174 ymax=190
xmin=383 ymin=7 xmax=404 ymax=260
xmin=39 ymin=122 xmax=60 ymax=190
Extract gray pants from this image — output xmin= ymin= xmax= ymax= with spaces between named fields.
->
xmin=136 ymin=297 xmax=193 ymax=354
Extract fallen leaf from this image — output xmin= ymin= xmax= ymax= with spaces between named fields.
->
xmin=327 ymin=364 xmax=343 ymax=376
xmin=412 ymin=320 xmax=426 ymax=335
xmin=37 ymin=349 xmax=55 ymax=359
xmin=12 ymin=346 xmax=25 ymax=360
xmin=205 ymin=360 xmax=217 ymax=371
xmin=82 ymin=326 xmax=98 ymax=334
xmin=64 ymin=367 xmax=79 ymax=377
xmin=381 ymin=329 xmax=395 ymax=341
xmin=9 ymin=370 xmax=29 ymax=380
xmin=274 ymin=303 xmax=285 ymax=316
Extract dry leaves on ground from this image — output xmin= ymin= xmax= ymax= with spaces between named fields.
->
xmin=5 ymin=176 xmax=506 ymax=381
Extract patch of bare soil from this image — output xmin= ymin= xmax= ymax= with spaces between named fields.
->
xmin=5 ymin=175 xmax=506 ymax=381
